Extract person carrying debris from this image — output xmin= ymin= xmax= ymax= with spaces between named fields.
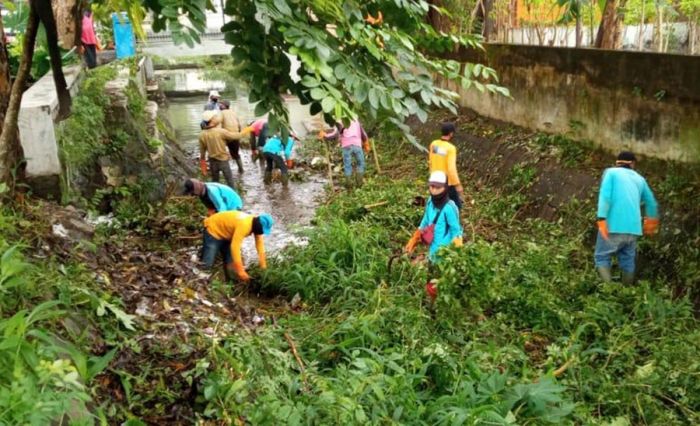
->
xmin=183 ymin=178 xmax=243 ymax=215
xmin=404 ymin=171 xmax=463 ymax=262
xmin=595 ymin=151 xmax=659 ymax=284
xmin=219 ymin=100 xmax=244 ymax=173
xmin=249 ymin=118 xmax=269 ymax=161
xmin=262 ymin=134 xmax=296 ymax=187
xmin=429 ymin=122 xmax=463 ymax=209
xmin=199 ymin=111 xmax=252 ymax=189
xmin=201 ymin=211 xmax=274 ymax=282
xmin=204 ymin=90 xmax=221 ymax=111
xmin=320 ymin=119 xmax=368 ymax=188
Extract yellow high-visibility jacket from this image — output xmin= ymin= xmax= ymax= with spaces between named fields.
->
xmin=428 ymin=139 xmax=460 ymax=187
xmin=204 ymin=211 xmax=267 ymax=271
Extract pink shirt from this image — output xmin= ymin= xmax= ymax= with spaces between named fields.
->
xmin=81 ymin=14 xmax=98 ymax=45
xmin=251 ymin=119 xmax=267 ymax=136
xmin=325 ymin=120 xmax=367 ymax=148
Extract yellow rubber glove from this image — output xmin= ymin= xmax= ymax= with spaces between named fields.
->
xmin=597 ymin=219 xmax=609 ymax=240
xmin=452 ymin=236 xmax=463 ymax=247
xmin=404 ymin=229 xmax=422 ymax=253
xmin=643 ymin=217 xmax=659 ymax=236
xmin=242 ymin=126 xmax=254 ymax=134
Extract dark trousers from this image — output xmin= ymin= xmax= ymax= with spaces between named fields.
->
xmin=256 ymin=123 xmax=269 ymax=149
xmin=264 ymin=152 xmax=288 ymax=175
xmin=209 ymin=158 xmax=235 ymax=188
xmin=83 ymin=43 xmax=97 ymax=69
xmin=448 ymin=185 xmax=463 ymax=209
xmin=201 ymin=229 xmax=232 ymax=269
xmin=226 ymin=140 xmax=241 ymax=160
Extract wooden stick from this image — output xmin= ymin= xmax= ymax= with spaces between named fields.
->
xmin=363 ymin=201 xmax=388 ymax=209
xmin=370 ymin=138 xmax=381 ymax=174
xmin=284 ymin=331 xmax=305 ymax=374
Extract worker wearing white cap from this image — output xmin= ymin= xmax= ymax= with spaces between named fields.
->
xmin=404 ymin=171 xmax=463 ymax=262
xmin=199 ymin=110 xmax=253 ymax=188
xmin=204 ymin=90 xmax=221 ymax=111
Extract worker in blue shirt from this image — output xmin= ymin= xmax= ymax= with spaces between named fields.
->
xmin=262 ymin=134 xmax=295 ymax=187
xmin=404 ymin=171 xmax=463 ymax=262
xmin=184 ymin=178 xmax=243 ymax=216
xmin=595 ymin=151 xmax=659 ymax=284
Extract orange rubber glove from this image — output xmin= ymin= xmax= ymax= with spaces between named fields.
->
xmin=199 ymin=159 xmax=208 ymax=176
xmin=363 ymin=140 xmax=371 ymax=154
xmin=404 ymin=229 xmax=422 ymax=253
xmin=643 ymin=217 xmax=659 ymax=236
xmin=452 ymin=236 xmax=463 ymax=247
xmin=286 ymin=159 xmax=294 ymax=169
xmin=597 ymin=219 xmax=609 ymax=240
xmin=317 ymin=130 xmax=325 ymax=139
xmin=227 ymin=262 xmax=250 ymax=282
xmin=365 ymin=11 xmax=383 ymax=25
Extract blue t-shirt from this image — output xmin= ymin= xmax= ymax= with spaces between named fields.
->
xmin=205 ymin=182 xmax=243 ymax=212
xmin=419 ymin=199 xmax=463 ymax=261
xmin=597 ymin=167 xmax=658 ymax=235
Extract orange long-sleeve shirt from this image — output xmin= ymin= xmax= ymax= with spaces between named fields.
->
xmin=203 ymin=211 xmax=267 ymax=272
xmin=429 ymin=139 xmax=460 ymax=187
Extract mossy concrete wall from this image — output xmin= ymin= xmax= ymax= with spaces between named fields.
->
xmin=442 ymin=44 xmax=700 ymax=162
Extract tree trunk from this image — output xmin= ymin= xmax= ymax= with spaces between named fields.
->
xmin=655 ymin=5 xmax=663 ymax=52
xmin=0 ymin=16 xmax=12 ymax=129
xmin=595 ymin=0 xmax=628 ymax=48
xmin=51 ymin=0 xmax=80 ymax=48
xmin=575 ymin=3 xmax=582 ymax=47
xmin=0 ymin=7 xmax=38 ymax=186
xmin=637 ymin=0 xmax=645 ymax=51
xmin=34 ymin=0 xmax=71 ymax=120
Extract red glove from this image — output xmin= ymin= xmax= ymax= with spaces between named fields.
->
xmin=286 ymin=159 xmax=294 ymax=169
xmin=643 ymin=217 xmax=659 ymax=236
xmin=404 ymin=230 xmax=422 ymax=253
xmin=425 ymin=279 xmax=438 ymax=301
xmin=597 ymin=219 xmax=609 ymax=240
xmin=199 ymin=159 xmax=208 ymax=176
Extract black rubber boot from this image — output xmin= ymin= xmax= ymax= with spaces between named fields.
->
xmin=621 ymin=271 xmax=635 ymax=285
xmin=355 ymin=173 xmax=364 ymax=188
xmin=235 ymin=158 xmax=244 ymax=173
xmin=264 ymin=171 xmax=272 ymax=184
xmin=281 ymin=174 xmax=289 ymax=188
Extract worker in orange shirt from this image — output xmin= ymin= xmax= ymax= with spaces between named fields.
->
xmin=201 ymin=211 xmax=274 ymax=282
xmin=428 ymin=122 xmax=463 ymax=209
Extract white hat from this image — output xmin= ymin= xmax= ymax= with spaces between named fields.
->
xmin=202 ymin=110 xmax=218 ymax=122
xmin=209 ymin=90 xmax=220 ymax=98
xmin=428 ymin=171 xmax=447 ymax=184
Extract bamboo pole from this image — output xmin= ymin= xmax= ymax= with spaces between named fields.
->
xmin=370 ymin=139 xmax=381 ymax=174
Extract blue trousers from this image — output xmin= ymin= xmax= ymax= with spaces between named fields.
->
xmin=342 ymin=145 xmax=365 ymax=176
xmin=201 ymin=229 xmax=232 ymax=269
xmin=594 ymin=232 xmax=638 ymax=273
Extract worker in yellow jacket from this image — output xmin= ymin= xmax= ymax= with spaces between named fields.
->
xmin=428 ymin=122 xmax=463 ymax=209
xmin=201 ymin=211 xmax=274 ymax=282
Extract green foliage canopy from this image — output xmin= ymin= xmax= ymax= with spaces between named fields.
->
xmin=139 ymin=0 xmax=508 ymax=143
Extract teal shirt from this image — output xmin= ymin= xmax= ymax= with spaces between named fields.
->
xmin=204 ymin=182 xmax=243 ymax=212
xmin=597 ymin=167 xmax=658 ymax=235
xmin=419 ymin=199 xmax=463 ymax=261
xmin=262 ymin=136 xmax=294 ymax=159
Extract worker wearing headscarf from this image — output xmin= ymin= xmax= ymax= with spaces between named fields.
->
xmin=199 ymin=110 xmax=252 ymax=188
xmin=405 ymin=171 xmax=463 ymax=262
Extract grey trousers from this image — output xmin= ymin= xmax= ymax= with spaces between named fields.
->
xmin=209 ymin=158 xmax=235 ymax=188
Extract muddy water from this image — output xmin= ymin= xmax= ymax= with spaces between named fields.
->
xmin=164 ymin=95 xmax=326 ymax=265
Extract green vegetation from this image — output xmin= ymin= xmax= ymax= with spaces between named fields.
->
xmin=3 ymin=92 xmax=699 ymax=424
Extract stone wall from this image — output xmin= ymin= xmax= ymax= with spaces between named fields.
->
xmin=440 ymin=44 xmax=700 ymax=162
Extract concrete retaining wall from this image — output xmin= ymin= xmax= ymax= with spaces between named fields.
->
xmin=19 ymin=57 xmax=155 ymax=198
xmin=441 ymin=44 xmax=700 ymax=162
